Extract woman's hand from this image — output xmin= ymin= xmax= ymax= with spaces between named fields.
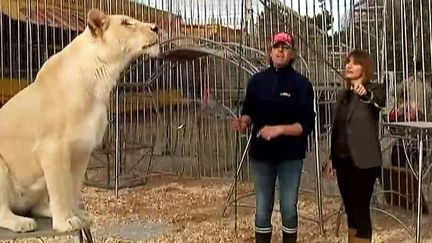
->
xmin=351 ymin=83 xmax=367 ymax=96
xmin=257 ymin=125 xmax=283 ymax=141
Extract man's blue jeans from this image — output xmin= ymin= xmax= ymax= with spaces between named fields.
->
xmin=251 ymin=159 xmax=303 ymax=234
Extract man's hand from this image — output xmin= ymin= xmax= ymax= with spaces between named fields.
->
xmin=257 ymin=125 xmax=283 ymax=141
xmin=232 ymin=115 xmax=251 ymax=132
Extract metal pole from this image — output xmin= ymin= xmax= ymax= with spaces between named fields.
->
xmin=222 ymin=132 xmax=252 ymax=216
xmin=313 ymin=88 xmax=324 ymax=235
xmin=416 ymin=131 xmax=423 ymax=243
xmin=115 ymin=85 xmax=120 ymax=197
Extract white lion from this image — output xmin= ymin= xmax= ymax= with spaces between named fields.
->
xmin=0 ymin=9 xmax=160 ymax=233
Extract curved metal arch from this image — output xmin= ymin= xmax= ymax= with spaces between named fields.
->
xmin=157 ymin=47 xmax=257 ymax=75
xmin=117 ymin=46 xmax=262 ymax=91
xmin=159 ymin=36 xmax=312 ymax=77
xmin=217 ymin=41 xmax=268 ymax=57
xmin=293 ymin=54 xmax=311 ymax=75
xmin=160 ymin=36 xmax=263 ymax=72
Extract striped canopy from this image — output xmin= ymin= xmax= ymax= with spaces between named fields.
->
xmin=0 ymin=0 xmax=181 ymax=31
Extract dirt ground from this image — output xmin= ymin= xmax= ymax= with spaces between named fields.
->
xmin=0 ymin=176 xmax=430 ymax=242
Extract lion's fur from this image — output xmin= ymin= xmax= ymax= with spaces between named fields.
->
xmin=0 ymin=9 xmax=159 ymax=233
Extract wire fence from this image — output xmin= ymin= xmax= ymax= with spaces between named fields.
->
xmin=1 ymin=0 xmax=432 ymax=239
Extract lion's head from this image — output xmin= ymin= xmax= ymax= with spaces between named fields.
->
xmin=86 ymin=9 xmax=160 ymax=61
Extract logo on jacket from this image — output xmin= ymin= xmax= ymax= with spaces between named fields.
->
xmin=280 ymin=92 xmax=291 ymax=97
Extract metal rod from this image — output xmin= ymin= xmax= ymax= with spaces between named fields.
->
xmin=313 ymin=87 xmax=324 ymax=235
xmin=115 ymin=85 xmax=120 ymax=197
xmin=416 ymin=131 xmax=423 ymax=243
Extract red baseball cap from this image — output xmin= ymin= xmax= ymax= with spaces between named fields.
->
xmin=272 ymin=32 xmax=294 ymax=47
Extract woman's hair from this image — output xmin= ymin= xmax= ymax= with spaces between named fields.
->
xmin=344 ymin=49 xmax=375 ymax=83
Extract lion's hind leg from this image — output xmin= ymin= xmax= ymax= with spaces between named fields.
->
xmin=0 ymin=155 xmax=37 ymax=232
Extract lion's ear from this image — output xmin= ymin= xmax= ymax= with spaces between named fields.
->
xmin=87 ymin=9 xmax=109 ymax=37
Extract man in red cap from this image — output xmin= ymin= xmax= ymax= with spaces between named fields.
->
xmin=233 ymin=32 xmax=315 ymax=243
xmin=272 ymin=32 xmax=294 ymax=46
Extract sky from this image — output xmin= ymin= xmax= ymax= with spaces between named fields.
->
xmin=136 ymin=0 xmax=359 ymax=32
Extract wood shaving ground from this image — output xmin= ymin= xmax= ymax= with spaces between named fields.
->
xmin=0 ymin=176 xmax=429 ymax=243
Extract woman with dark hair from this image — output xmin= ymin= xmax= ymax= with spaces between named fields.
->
xmin=233 ymin=32 xmax=315 ymax=243
xmin=331 ymin=49 xmax=386 ymax=243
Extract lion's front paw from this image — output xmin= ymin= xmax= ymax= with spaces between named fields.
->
xmin=10 ymin=217 xmax=37 ymax=233
xmin=75 ymin=209 xmax=92 ymax=227
xmin=53 ymin=215 xmax=84 ymax=232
